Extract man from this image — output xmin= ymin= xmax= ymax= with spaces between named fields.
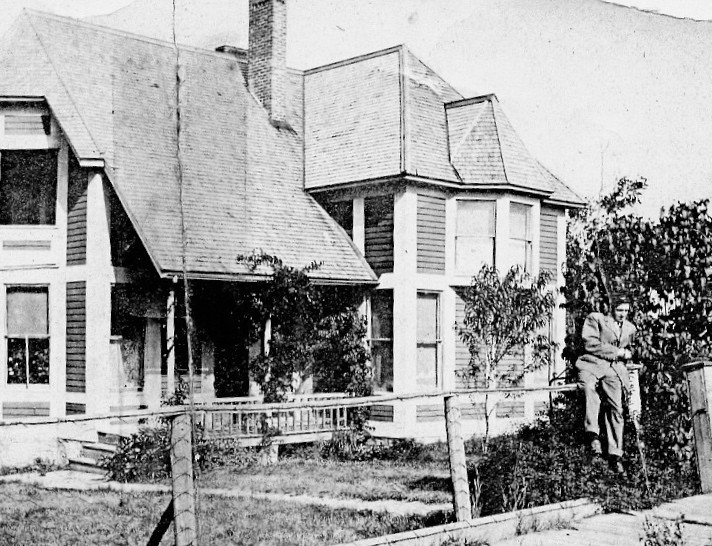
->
xmin=575 ymin=295 xmax=636 ymax=474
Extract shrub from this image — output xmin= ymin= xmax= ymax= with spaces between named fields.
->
xmin=472 ymin=393 xmax=699 ymax=516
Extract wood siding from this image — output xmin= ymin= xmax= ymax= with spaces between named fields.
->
xmin=417 ymin=194 xmax=446 ymax=273
xmin=66 ymin=152 xmax=87 ymax=265
xmin=369 ymin=404 xmax=394 ymax=422
xmin=2 ymin=401 xmax=50 ymax=418
xmin=364 ymin=194 xmax=394 ymax=275
xmin=66 ymin=402 xmax=86 ymax=415
xmin=66 ymin=281 xmax=87 ymax=393
xmin=495 ymin=401 xmax=526 ymax=419
xmin=539 ymin=206 xmax=559 ymax=275
xmin=416 ymin=403 xmax=486 ymax=422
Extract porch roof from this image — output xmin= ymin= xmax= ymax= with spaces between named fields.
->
xmin=0 ymin=11 xmax=377 ymax=284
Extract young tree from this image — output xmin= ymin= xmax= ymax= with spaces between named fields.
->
xmin=457 ymin=265 xmax=556 ymax=444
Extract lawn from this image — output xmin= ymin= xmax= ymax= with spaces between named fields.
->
xmin=0 ymin=483 xmax=443 ymax=546
xmin=196 ymin=458 xmax=453 ymax=505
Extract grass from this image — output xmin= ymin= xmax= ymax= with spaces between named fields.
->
xmin=196 ymin=457 xmax=453 ymax=505
xmin=0 ymin=482 xmax=444 ymax=546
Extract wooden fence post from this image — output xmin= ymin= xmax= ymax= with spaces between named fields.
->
xmin=171 ymin=412 xmax=198 ymax=545
xmin=444 ymin=394 xmax=472 ymax=521
xmin=682 ymin=360 xmax=712 ymax=493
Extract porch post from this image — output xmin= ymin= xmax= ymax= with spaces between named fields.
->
xmin=166 ymin=286 xmax=176 ymax=395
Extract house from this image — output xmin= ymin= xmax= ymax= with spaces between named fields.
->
xmin=0 ymin=1 xmax=582 ymax=443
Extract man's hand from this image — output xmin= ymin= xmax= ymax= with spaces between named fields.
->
xmin=617 ymin=348 xmax=633 ymax=360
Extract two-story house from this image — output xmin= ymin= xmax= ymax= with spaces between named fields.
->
xmin=0 ymin=1 xmax=582 ymax=445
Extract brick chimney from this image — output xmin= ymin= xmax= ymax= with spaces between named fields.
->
xmin=248 ymin=0 xmax=288 ymax=127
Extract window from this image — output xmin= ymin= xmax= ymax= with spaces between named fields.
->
xmin=0 ymin=150 xmax=57 ymax=225
xmin=370 ymin=290 xmax=393 ymax=392
xmin=416 ymin=292 xmax=441 ymax=391
xmin=6 ymin=287 xmax=50 ymax=385
xmin=509 ymin=202 xmax=533 ymax=271
xmin=456 ymin=200 xmax=496 ymax=274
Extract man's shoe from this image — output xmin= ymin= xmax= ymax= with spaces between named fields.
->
xmin=590 ymin=438 xmax=602 ymax=456
xmin=609 ymin=456 xmax=625 ymax=476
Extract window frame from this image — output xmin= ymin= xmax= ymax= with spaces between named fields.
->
xmin=368 ymin=289 xmax=394 ymax=393
xmin=454 ymin=198 xmax=497 ymax=275
xmin=4 ymin=284 xmax=51 ymax=388
xmin=508 ymin=201 xmax=534 ymax=272
xmin=0 ymin=149 xmax=59 ymax=226
xmin=416 ymin=291 xmax=442 ymax=391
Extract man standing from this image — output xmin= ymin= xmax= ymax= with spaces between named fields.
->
xmin=575 ymin=295 xmax=636 ymax=474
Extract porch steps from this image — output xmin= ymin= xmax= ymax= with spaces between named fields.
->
xmin=65 ymin=435 xmax=120 ymax=475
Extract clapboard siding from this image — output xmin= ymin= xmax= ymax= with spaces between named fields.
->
xmin=539 ymin=206 xmax=559 ymax=275
xmin=496 ymin=401 xmax=526 ymax=419
xmin=66 ymin=152 xmax=87 ymax=265
xmin=364 ymin=195 xmax=394 ymax=275
xmin=369 ymin=405 xmax=394 ymax=422
xmin=66 ymin=402 xmax=86 ymax=415
xmin=417 ymin=194 xmax=446 ymax=273
xmin=2 ymin=401 xmax=50 ymax=418
xmin=416 ymin=402 xmax=486 ymax=423
xmin=66 ymin=281 xmax=86 ymax=393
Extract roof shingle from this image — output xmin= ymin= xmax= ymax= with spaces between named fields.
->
xmin=0 ymin=11 xmax=376 ymax=283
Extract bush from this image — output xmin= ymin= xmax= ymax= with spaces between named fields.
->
xmin=101 ymin=422 xmax=260 ymax=482
xmin=472 ymin=393 xmax=699 ymax=516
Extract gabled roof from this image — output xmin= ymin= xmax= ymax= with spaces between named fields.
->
xmin=0 ymin=11 xmax=376 ymax=284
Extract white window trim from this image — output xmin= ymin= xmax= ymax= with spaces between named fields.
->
xmin=3 ymin=284 xmax=51 ymax=390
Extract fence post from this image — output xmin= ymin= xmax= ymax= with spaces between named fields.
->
xmin=171 ymin=412 xmax=198 ymax=545
xmin=682 ymin=360 xmax=712 ymax=493
xmin=444 ymin=394 xmax=472 ymax=521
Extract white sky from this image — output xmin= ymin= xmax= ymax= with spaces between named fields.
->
xmin=1 ymin=0 xmax=711 ymax=216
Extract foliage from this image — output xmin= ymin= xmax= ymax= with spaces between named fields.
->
xmin=101 ymin=425 xmax=171 ymax=483
xmin=317 ymin=435 xmax=447 ymax=464
xmin=563 ymin=176 xmax=712 ymax=467
xmin=642 ymin=516 xmax=685 ymax=546
xmin=457 ymin=264 xmax=556 ymax=442
xmin=237 ymin=251 xmax=372 ymax=403
xmin=473 ymin=393 xmax=699 ymax=516
xmin=102 ymin=423 xmax=258 ymax=483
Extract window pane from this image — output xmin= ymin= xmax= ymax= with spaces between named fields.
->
xmin=7 ymin=288 xmax=48 ymax=335
xmin=416 ymin=346 xmax=438 ymax=390
xmin=417 ymin=294 xmax=438 ymax=342
xmin=0 ymin=150 xmax=57 ymax=225
xmin=371 ymin=340 xmax=393 ymax=392
xmin=28 ymin=338 xmax=50 ymax=384
xmin=7 ymin=338 xmax=26 ymax=384
xmin=371 ymin=290 xmax=393 ymax=339
xmin=456 ymin=237 xmax=494 ymax=271
xmin=509 ymin=203 xmax=531 ymax=240
xmin=508 ymin=240 xmax=533 ymax=271
xmin=457 ymin=201 xmax=495 ymax=237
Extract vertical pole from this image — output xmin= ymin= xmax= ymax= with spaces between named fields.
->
xmin=444 ymin=394 xmax=472 ymax=521
xmin=166 ymin=286 xmax=176 ymax=395
xmin=170 ymin=413 xmax=198 ymax=545
xmin=683 ymin=361 xmax=712 ymax=493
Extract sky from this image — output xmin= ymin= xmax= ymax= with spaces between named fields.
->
xmin=0 ymin=0 xmax=711 ymax=217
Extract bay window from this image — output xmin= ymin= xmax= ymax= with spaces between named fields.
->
xmin=416 ymin=292 xmax=441 ymax=391
xmin=6 ymin=286 xmax=50 ymax=386
xmin=509 ymin=202 xmax=533 ymax=271
xmin=455 ymin=200 xmax=496 ymax=274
